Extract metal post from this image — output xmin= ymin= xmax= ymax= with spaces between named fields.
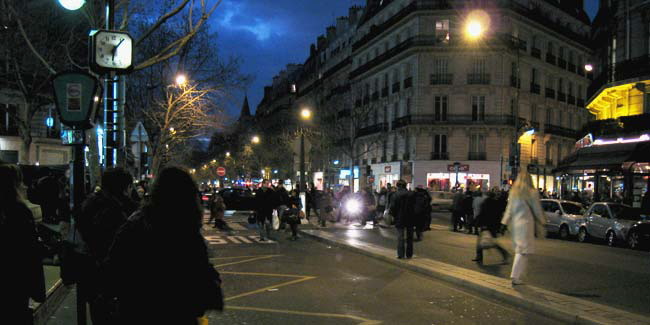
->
xmin=70 ymin=131 xmax=87 ymax=325
xmin=512 ymin=41 xmax=521 ymax=181
xmin=300 ymin=130 xmax=305 ymax=193
xmin=103 ymin=0 xmax=117 ymax=168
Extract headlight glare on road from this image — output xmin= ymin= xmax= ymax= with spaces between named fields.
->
xmin=345 ymin=199 xmax=362 ymax=215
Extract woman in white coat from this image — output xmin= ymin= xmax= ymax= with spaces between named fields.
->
xmin=501 ymin=169 xmax=546 ymax=285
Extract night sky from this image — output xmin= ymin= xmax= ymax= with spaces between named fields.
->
xmin=213 ymin=0 xmax=599 ymax=118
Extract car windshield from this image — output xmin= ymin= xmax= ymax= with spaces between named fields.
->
xmin=561 ymin=203 xmax=583 ymax=215
xmin=609 ymin=205 xmax=644 ymax=221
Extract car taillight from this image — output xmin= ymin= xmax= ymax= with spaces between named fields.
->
xmin=202 ymin=195 xmax=209 ymax=201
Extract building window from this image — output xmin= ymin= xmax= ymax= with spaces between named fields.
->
xmin=531 ymin=68 xmax=538 ymax=84
xmin=383 ymin=106 xmax=388 ymax=124
xmin=568 ymin=113 xmax=573 ymax=129
xmin=531 ymin=138 xmax=538 ymax=161
xmin=471 ymin=96 xmax=485 ymax=121
xmin=469 ymin=134 xmax=486 ymax=159
xmin=546 ymin=142 xmax=553 ymax=165
xmin=546 ymin=108 xmax=553 ymax=124
xmin=393 ymin=103 xmax=398 ymax=120
xmin=471 ymin=57 xmax=487 ymax=75
xmin=433 ymin=58 xmax=449 ymax=75
xmin=393 ymin=134 xmax=399 ymax=156
xmin=433 ymin=134 xmax=447 ymax=159
xmin=434 ymin=95 xmax=448 ymax=121
xmin=531 ymin=104 xmax=537 ymax=122
xmin=406 ymin=98 xmax=411 ymax=115
xmin=435 ymin=19 xmax=450 ymax=43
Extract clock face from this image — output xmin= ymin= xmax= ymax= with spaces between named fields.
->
xmin=94 ymin=31 xmax=133 ymax=70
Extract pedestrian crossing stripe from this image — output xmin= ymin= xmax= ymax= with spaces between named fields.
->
xmin=204 ymin=235 xmax=276 ymax=245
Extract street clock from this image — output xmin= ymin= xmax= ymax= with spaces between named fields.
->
xmin=89 ymin=29 xmax=133 ymax=74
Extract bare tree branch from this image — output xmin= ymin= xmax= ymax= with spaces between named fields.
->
xmin=135 ymin=0 xmax=190 ymax=47
xmin=7 ymin=4 xmax=56 ymax=75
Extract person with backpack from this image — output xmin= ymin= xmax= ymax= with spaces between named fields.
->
xmin=390 ymin=180 xmax=416 ymax=259
xmin=413 ymin=185 xmax=432 ymax=241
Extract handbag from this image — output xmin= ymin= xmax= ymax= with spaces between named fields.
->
xmin=272 ymin=209 xmax=280 ymax=230
xmin=383 ymin=209 xmax=394 ymax=225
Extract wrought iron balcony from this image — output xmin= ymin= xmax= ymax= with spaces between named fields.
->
xmin=544 ymin=123 xmax=579 ymax=139
xmin=467 ymin=73 xmax=490 ymax=85
xmin=430 ymin=73 xmax=453 ymax=85
xmin=545 ymin=88 xmax=555 ymax=99
xmin=357 ymin=122 xmax=388 ymax=137
xmin=530 ymin=83 xmax=540 ymax=94
xmin=546 ymin=53 xmax=556 ymax=65
xmin=430 ymin=152 xmax=449 ymax=160
xmin=531 ymin=47 xmax=541 ymax=59
xmin=468 ymin=152 xmax=487 ymax=160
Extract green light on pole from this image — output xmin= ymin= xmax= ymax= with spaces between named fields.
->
xmin=57 ymin=0 xmax=85 ymax=10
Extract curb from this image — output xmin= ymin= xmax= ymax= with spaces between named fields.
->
xmin=33 ymin=280 xmax=72 ymax=325
xmin=300 ymin=229 xmax=650 ymax=325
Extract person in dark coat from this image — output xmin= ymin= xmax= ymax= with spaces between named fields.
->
xmin=390 ymin=180 xmax=415 ymax=259
xmin=106 ymin=167 xmax=222 ymax=324
xmin=472 ymin=189 xmax=510 ymax=264
xmin=360 ymin=187 xmax=376 ymax=227
xmin=77 ymin=167 xmax=137 ymax=324
xmin=0 ymin=164 xmax=46 ymax=324
xmin=451 ymin=188 xmax=465 ymax=232
xmin=462 ymin=189 xmax=475 ymax=234
xmin=255 ymin=179 xmax=277 ymax=241
xmin=284 ymin=189 xmax=304 ymax=240
xmin=413 ymin=186 xmax=432 ymax=241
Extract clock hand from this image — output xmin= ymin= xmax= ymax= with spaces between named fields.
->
xmin=111 ymin=39 xmax=125 ymax=61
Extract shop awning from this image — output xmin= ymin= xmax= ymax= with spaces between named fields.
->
xmin=554 ymin=141 xmax=650 ymax=173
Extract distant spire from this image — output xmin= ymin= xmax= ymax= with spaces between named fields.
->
xmin=240 ymin=95 xmax=251 ymax=118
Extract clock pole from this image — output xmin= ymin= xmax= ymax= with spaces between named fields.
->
xmin=102 ymin=0 xmax=120 ymax=168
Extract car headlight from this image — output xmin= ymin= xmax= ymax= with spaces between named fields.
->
xmin=345 ymin=199 xmax=362 ymax=215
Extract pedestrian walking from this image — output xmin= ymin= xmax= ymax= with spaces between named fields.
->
xmin=413 ymin=185 xmax=432 ymax=241
xmin=462 ymin=189 xmax=475 ymax=234
xmin=376 ymin=187 xmax=388 ymax=222
xmin=255 ymin=179 xmax=276 ymax=241
xmin=209 ymin=191 xmax=230 ymax=231
xmin=360 ymin=187 xmax=376 ymax=226
xmin=390 ymin=180 xmax=416 ymax=259
xmin=276 ymin=181 xmax=290 ymax=230
xmin=451 ymin=188 xmax=465 ymax=232
xmin=318 ymin=188 xmax=334 ymax=227
xmin=76 ymin=167 xmax=137 ymax=324
xmin=284 ymin=189 xmax=304 ymax=240
xmin=471 ymin=190 xmax=486 ymax=235
xmin=106 ymin=167 xmax=223 ymax=324
xmin=0 ymin=164 xmax=46 ymax=324
xmin=472 ymin=189 xmax=510 ymax=265
xmin=310 ymin=185 xmax=321 ymax=225
xmin=500 ymin=169 xmax=546 ymax=285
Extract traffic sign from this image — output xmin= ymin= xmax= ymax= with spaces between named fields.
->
xmin=217 ymin=167 xmax=226 ymax=176
xmin=447 ymin=164 xmax=469 ymax=172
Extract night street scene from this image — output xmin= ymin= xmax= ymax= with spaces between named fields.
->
xmin=2 ymin=0 xmax=650 ymax=324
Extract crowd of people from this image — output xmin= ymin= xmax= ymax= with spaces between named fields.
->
xmin=0 ymin=163 xmax=223 ymax=324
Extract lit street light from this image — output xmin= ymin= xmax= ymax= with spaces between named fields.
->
xmin=251 ymin=135 xmax=260 ymax=144
xmin=301 ymin=108 xmax=312 ymax=120
xmin=175 ymin=74 xmax=187 ymax=86
xmin=299 ymin=108 xmax=312 ymax=194
xmin=226 ymin=151 xmax=231 ymax=157
xmin=584 ymin=63 xmax=593 ymax=72
xmin=58 ymin=0 xmax=85 ymax=10
xmin=466 ymin=21 xmax=483 ymax=39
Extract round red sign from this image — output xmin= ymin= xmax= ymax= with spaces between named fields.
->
xmin=216 ymin=167 xmax=226 ymax=176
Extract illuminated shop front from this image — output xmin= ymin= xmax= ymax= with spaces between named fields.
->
xmin=554 ymin=135 xmax=650 ymax=206
xmin=426 ymin=172 xmax=490 ymax=191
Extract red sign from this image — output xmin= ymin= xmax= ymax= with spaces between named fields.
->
xmin=368 ymin=176 xmax=375 ymax=183
xmin=384 ymin=166 xmax=391 ymax=173
xmin=447 ymin=164 xmax=469 ymax=172
xmin=216 ymin=167 xmax=226 ymax=176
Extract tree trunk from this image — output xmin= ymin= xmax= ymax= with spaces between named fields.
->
xmin=19 ymin=128 xmax=32 ymax=164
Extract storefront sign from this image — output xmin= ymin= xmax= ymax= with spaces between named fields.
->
xmin=447 ymin=164 xmax=469 ymax=172
xmin=575 ymin=133 xmax=593 ymax=150
xmin=384 ymin=166 xmax=391 ymax=173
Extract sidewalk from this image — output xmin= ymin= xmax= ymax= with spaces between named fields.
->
xmin=299 ymin=224 xmax=650 ymax=325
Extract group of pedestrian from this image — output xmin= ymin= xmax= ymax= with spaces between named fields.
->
xmin=254 ymin=179 xmax=307 ymax=241
xmin=0 ymin=164 xmax=224 ymax=325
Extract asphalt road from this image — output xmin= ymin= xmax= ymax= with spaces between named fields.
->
xmin=311 ymin=210 xmax=650 ymax=318
xmin=203 ymin=212 xmax=558 ymax=325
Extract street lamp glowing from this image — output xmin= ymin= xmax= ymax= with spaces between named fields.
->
xmin=584 ymin=64 xmax=593 ymax=72
xmin=466 ymin=21 xmax=484 ymax=39
xmin=225 ymin=152 xmax=231 ymax=157
xmin=251 ymin=135 xmax=260 ymax=144
xmin=58 ymin=0 xmax=85 ymax=10
xmin=301 ymin=108 xmax=312 ymax=120
xmin=211 ymin=159 xmax=217 ymax=164
xmin=175 ymin=74 xmax=187 ymax=86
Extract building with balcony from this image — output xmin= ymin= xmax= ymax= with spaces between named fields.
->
xmin=346 ymin=0 xmax=591 ymax=191
xmin=555 ymin=0 xmax=650 ymax=207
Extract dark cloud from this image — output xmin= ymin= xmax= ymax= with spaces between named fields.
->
xmin=210 ymin=0 xmax=365 ymax=118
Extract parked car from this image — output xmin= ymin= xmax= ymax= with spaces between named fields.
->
xmin=429 ymin=191 xmax=454 ymax=211
xmin=578 ymin=202 xmax=650 ymax=248
xmin=540 ymin=199 xmax=585 ymax=240
xmin=218 ymin=188 xmax=257 ymax=211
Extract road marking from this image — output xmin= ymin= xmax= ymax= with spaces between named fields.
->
xmin=212 ymin=255 xmax=382 ymax=325
xmin=224 ymin=306 xmax=382 ymax=325
xmin=204 ymin=235 xmax=276 ymax=245
xmin=211 ymin=255 xmax=280 ymax=267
